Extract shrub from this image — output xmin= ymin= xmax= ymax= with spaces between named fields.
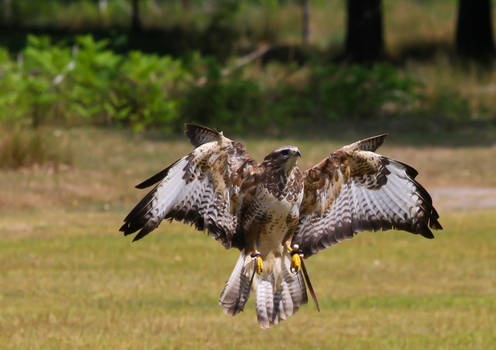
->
xmin=65 ymin=35 xmax=123 ymax=126
xmin=181 ymin=58 xmax=263 ymax=133
xmin=113 ymin=51 xmax=190 ymax=132
xmin=0 ymin=36 xmax=74 ymax=127
xmin=0 ymin=35 xmax=189 ymax=132
xmin=0 ymin=35 xmax=477 ymax=136
xmin=301 ymin=63 xmax=420 ymax=120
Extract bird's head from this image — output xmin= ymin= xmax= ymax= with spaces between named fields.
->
xmin=262 ymin=146 xmax=302 ymax=175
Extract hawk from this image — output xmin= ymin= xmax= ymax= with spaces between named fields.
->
xmin=120 ymin=124 xmax=442 ymax=328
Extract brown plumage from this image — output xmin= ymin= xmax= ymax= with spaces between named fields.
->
xmin=120 ymin=124 xmax=442 ymax=328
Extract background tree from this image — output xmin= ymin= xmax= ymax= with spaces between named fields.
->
xmin=2 ymin=0 xmax=11 ymax=23
xmin=131 ymin=0 xmax=141 ymax=31
xmin=301 ymin=0 xmax=310 ymax=46
xmin=456 ymin=0 xmax=495 ymax=59
xmin=345 ymin=0 xmax=384 ymax=62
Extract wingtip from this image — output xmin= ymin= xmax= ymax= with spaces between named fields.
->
xmin=431 ymin=220 xmax=443 ymax=231
xmin=422 ymin=231 xmax=435 ymax=239
xmin=353 ymin=133 xmax=389 ymax=152
xmin=119 ymin=222 xmax=127 ymax=233
xmin=132 ymin=227 xmax=152 ymax=242
xmin=184 ymin=123 xmax=222 ymax=147
xmin=184 ymin=122 xmax=220 ymax=135
xmin=119 ymin=222 xmax=133 ymax=236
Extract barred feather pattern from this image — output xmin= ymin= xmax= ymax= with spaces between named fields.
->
xmin=254 ymin=253 xmax=308 ymax=328
xmin=184 ymin=123 xmax=222 ymax=147
xmin=219 ymin=251 xmax=253 ymax=315
xmin=121 ymin=129 xmax=442 ymax=329
xmin=120 ymin=136 xmax=255 ymax=247
xmin=293 ymin=148 xmax=442 ymax=258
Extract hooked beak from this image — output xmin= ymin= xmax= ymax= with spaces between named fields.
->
xmin=292 ymin=147 xmax=302 ymax=157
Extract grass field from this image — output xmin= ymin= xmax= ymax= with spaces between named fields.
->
xmin=1 ymin=128 xmax=495 ymax=349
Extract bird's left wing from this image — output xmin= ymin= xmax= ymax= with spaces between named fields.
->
xmin=292 ymin=135 xmax=442 ymax=258
xmin=120 ymin=124 xmax=257 ymax=248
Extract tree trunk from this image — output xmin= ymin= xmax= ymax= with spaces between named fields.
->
xmin=345 ymin=0 xmax=384 ymax=62
xmin=301 ymin=0 xmax=310 ymax=46
xmin=3 ymin=0 xmax=11 ymax=23
xmin=456 ymin=0 xmax=494 ymax=59
xmin=131 ymin=0 xmax=142 ymax=32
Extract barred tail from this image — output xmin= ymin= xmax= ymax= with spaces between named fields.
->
xmin=254 ymin=252 xmax=308 ymax=329
xmin=219 ymin=251 xmax=253 ymax=315
xmin=219 ymin=251 xmax=308 ymax=328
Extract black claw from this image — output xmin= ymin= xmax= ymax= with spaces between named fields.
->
xmin=250 ymin=251 xmax=261 ymax=258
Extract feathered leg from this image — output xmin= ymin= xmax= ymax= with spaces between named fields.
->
xmin=253 ymin=251 xmax=308 ymax=328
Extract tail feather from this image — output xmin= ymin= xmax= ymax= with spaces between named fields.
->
xmin=219 ymin=251 xmax=252 ymax=315
xmin=256 ymin=278 xmax=275 ymax=328
xmin=220 ymin=251 xmax=309 ymax=328
xmin=254 ymin=253 xmax=308 ymax=328
xmin=280 ymin=260 xmax=308 ymax=317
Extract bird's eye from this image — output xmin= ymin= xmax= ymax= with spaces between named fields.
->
xmin=281 ymin=149 xmax=289 ymax=155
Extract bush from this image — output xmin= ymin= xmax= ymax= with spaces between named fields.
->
xmin=0 ymin=35 xmax=190 ymax=132
xmin=181 ymin=58 xmax=263 ymax=133
xmin=113 ymin=51 xmax=190 ymax=132
xmin=0 ymin=35 xmax=477 ymax=136
xmin=0 ymin=37 xmax=71 ymax=127
xmin=293 ymin=63 xmax=420 ymax=121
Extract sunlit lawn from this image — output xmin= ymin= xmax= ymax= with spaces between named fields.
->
xmin=0 ymin=128 xmax=495 ymax=349
xmin=1 ymin=209 xmax=495 ymax=349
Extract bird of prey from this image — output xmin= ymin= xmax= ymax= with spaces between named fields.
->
xmin=120 ymin=123 xmax=442 ymax=328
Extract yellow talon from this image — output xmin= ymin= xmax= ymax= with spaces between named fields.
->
xmin=255 ymin=256 xmax=264 ymax=274
xmin=291 ymin=252 xmax=302 ymax=272
xmin=251 ymin=250 xmax=263 ymax=274
xmin=287 ymin=243 xmax=302 ymax=273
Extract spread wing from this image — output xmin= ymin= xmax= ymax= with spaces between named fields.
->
xmin=119 ymin=124 xmax=257 ymax=248
xmin=292 ymin=134 xmax=442 ymax=258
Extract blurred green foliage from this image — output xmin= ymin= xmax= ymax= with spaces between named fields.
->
xmin=182 ymin=58 xmax=263 ymax=133
xmin=0 ymin=35 xmax=472 ymax=135
xmin=0 ymin=35 xmax=191 ymax=132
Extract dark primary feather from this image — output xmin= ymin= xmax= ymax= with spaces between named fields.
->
xmin=185 ymin=123 xmax=221 ymax=147
xmin=119 ymin=184 xmax=160 ymax=240
xmin=135 ymin=159 xmax=180 ymax=189
xmin=353 ymin=134 xmax=388 ymax=152
xmin=293 ymin=137 xmax=442 ymax=258
xmin=120 ymin=127 xmax=257 ymax=247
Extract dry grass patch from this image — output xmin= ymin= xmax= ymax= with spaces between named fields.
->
xmin=0 ymin=128 xmax=73 ymax=169
xmin=1 ymin=128 xmax=495 ymax=214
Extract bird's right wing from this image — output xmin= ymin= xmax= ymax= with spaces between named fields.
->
xmin=119 ymin=124 xmax=258 ymax=248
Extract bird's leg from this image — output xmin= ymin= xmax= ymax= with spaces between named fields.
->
xmin=285 ymin=243 xmax=320 ymax=311
xmin=250 ymin=249 xmax=263 ymax=274
xmin=286 ymin=243 xmax=303 ymax=273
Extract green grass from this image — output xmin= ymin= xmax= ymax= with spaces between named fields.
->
xmin=0 ymin=210 xmax=495 ymax=349
xmin=0 ymin=128 xmax=495 ymax=349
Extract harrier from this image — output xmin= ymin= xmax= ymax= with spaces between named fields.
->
xmin=120 ymin=124 xmax=442 ymax=328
